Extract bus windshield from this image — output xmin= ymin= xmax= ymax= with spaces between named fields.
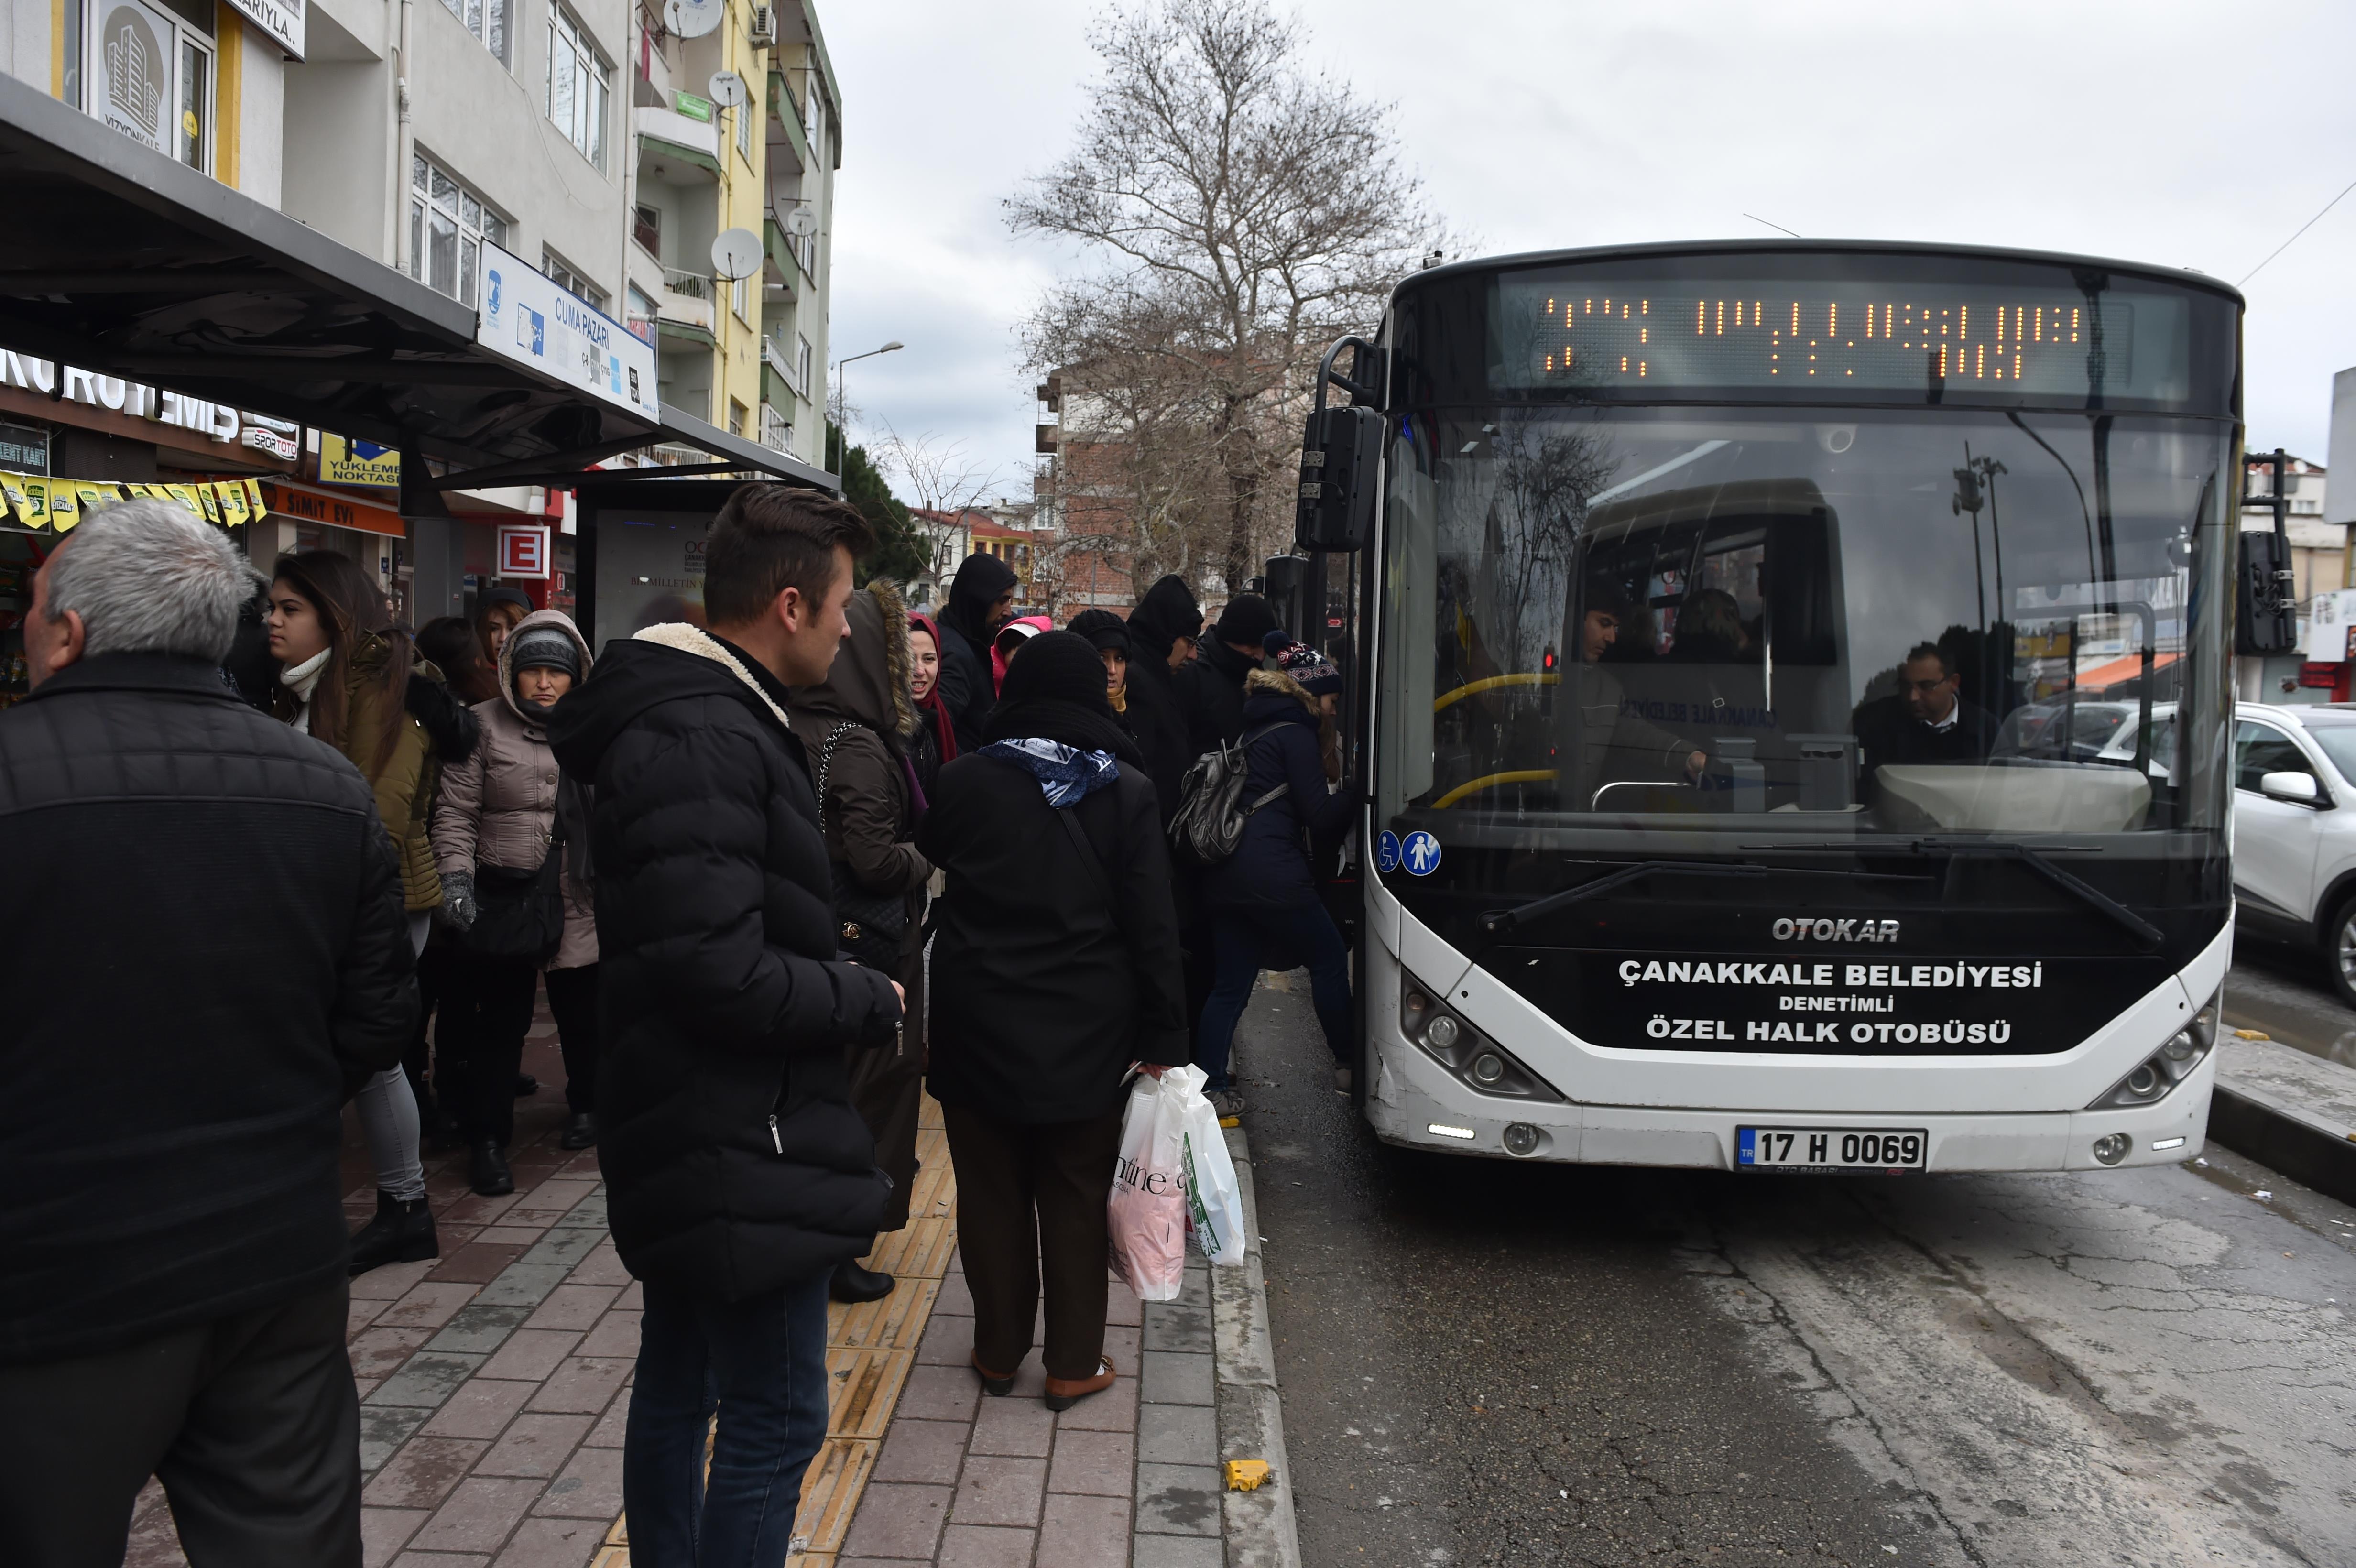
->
xmin=1375 ymin=404 xmax=2235 ymax=852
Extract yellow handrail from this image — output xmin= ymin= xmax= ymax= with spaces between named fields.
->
xmin=1431 ymin=769 xmax=1559 ymax=808
xmin=1432 ymin=672 xmax=1560 ymax=712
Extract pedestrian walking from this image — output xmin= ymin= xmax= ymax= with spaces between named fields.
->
xmin=906 ymin=609 xmax=957 ymax=800
xmin=546 ymin=485 xmax=903 ymax=1568
xmin=432 ymin=610 xmax=601 ymax=1193
xmin=1119 ymin=575 xmax=1201 ymax=826
xmin=1173 ymin=590 xmax=1278 ymax=755
xmin=789 ymin=579 xmax=930 ymax=1305
xmin=1193 ymin=647 xmax=1358 ymax=1112
xmin=0 ymin=501 xmax=415 ymax=1568
xmin=918 ymin=631 xmax=1189 ymax=1410
xmin=267 ymin=550 xmax=472 ymax=1272
xmin=934 ymin=552 xmax=1016 ymax=752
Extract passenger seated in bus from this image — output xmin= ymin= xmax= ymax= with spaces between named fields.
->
xmin=1569 ymin=585 xmax=1707 ymax=807
xmin=1852 ymin=642 xmax=1996 ymax=770
xmin=1665 ymin=588 xmax=1756 ymax=664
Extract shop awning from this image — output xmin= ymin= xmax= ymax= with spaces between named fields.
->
xmin=0 ymin=73 xmax=835 ymax=494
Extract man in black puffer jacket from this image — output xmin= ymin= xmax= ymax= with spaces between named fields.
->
xmin=0 ymin=501 xmax=415 ymax=1568
xmin=1121 ymin=574 xmax=1202 ymax=825
xmin=1173 ymin=591 xmax=1278 ymax=756
xmin=547 ymin=485 xmax=902 ymax=1568
xmin=934 ymin=551 xmax=1017 ymax=753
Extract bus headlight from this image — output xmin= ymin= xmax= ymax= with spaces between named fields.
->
xmin=1399 ymin=974 xmax=1562 ymax=1102
xmin=2087 ymin=989 xmax=2219 ymax=1110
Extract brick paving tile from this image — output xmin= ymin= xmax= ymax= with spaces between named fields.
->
xmin=580 ymin=1389 xmax=630 ymax=1448
xmin=520 ymin=1285 xmax=621 ymax=1332
xmin=352 ymin=1259 xmax=440 ymax=1301
xmin=475 ymin=1225 xmax=550 ymax=1247
xmin=949 ymin=1454 xmax=1046 ymax=1528
xmin=388 ymin=1552 xmax=492 ymax=1568
xmin=573 ymin=1309 xmax=640 ymax=1359
xmin=1052 ymin=1368 xmax=1137 ymax=1433
xmin=894 ymin=1362 xmax=982 ymax=1424
xmin=526 ymin=1356 xmax=633 ymax=1414
xmin=1129 ymin=1535 xmax=1222 ymax=1568
xmin=362 ymin=1437 xmax=491 ymax=1510
xmin=933 ymin=1268 xmax=975 ymax=1317
xmin=480 ymin=1328 xmax=583 ymax=1383
xmin=360 ymin=1405 xmax=434 ymax=1473
xmin=474 ymin=1263 xmax=573 ymax=1308
xmin=368 ymin=1352 xmax=489 ymax=1410
xmin=488 ymin=1514 xmax=606 ymax=1568
xmin=967 ymin=1394 xmax=1054 ymax=1459
xmin=428 ymin=1243 xmax=530 ymax=1285
xmin=935 ymin=1524 xmax=1036 ymax=1568
xmin=441 ymin=1192 xmax=520 ymax=1226
xmin=408 ymin=1476 xmax=544 ymax=1554
xmin=914 ymin=1309 xmax=968 ymax=1366
xmin=378 ymin=1282 xmax=488 ymax=1332
xmin=1038 ymin=1492 xmax=1131 ymax=1567
xmin=1139 ymin=1349 xmax=1214 ymax=1406
xmin=1133 ymin=1463 xmax=1221 ymax=1538
xmin=1135 ymin=1403 xmax=1214 ymax=1466
xmin=510 ymin=1177 xmax=598 ymax=1212
xmin=427 ymin=1304 xmax=534 ymax=1355
xmin=1104 ymin=1282 xmax=1143 ymax=1329
xmin=1047 ymin=1428 xmax=1133 ymax=1498
xmin=611 ymin=1280 xmax=643 ymax=1310
xmin=350 ymin=1296 xmax=390 ymax=1335
xmin=1141 ymin=1303 xmax=1211 ymax=1353
xmin=354 ymin=1376 xmax=385 ymax=1401
xmin=475 ymin=1412 xmax=593 ymax=1478
xmin=360 ymin=1505 xmax=430 ymax=1568
xmin=532 ymin=1444 xmax=625 ymax=1518
xmin=420 ymin=1378 xmax=537 ymax=1441
xmin=563 ymin=1243 xmax=631 ymax=1287
xmin=872 ymin=1416 xmax=972 ymax=1484
xmin=840 ymin=1481 xmax=952 ymax=1560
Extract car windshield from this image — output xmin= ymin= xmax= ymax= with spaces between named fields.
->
xmin=1375 ymin=404 xmax=2234 ymax=852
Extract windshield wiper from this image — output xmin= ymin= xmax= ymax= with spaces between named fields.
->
xmin=1739 ymin=837 xmax=2163 ymax=950
xmin=1478 ymin=860 xmax=1767 ymax=939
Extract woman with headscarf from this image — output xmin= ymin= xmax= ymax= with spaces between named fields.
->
xmin=432 ymin=610 xmax=601 ymax=1194
xmin=1066 ymin=609 xmax=1134 ymax=733
xmin=935 ymin=553 xmax=1017 ymax=752
xmin=787 ymin=580 xmax=931 ymax=1304
xmin=267 ymin=550 xmax=472 ymax=1272
xmin=907 ymin=609 xmax=957 ymax=800
xmin=990 ymin=613 xmax=1053 ymax=696
xmin=1122 ymin=575 xmax=1203 ymax=827
xmin=919 ymin=632 xmax=1189 ymax=1412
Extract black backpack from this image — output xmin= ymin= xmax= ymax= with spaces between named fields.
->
xmin=1168 ymin=722 xmax=1289 ymax=864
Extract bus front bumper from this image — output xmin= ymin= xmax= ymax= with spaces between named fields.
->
xmin=1363 ymin=1036 xmax=2214 ymax=1173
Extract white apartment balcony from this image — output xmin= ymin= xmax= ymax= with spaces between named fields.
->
xmin=634 ymin=105 xmax=721 ymax=173
xmin=759 ymin=404 xmax=793 ymax=453
xmin=658 ymin=269 xmax=713 ymax=338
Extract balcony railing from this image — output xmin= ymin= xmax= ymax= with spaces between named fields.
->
xmin=759 ymin=405 xmax=793 ymax=453
xmin=662 ymin=268 xmax=709 ymax=299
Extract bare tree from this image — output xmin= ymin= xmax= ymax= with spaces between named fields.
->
xmin=1010 ymin=0 xmax=1447 ymax=594
xmin=874 ymin=426 xmax=1006 ymax=595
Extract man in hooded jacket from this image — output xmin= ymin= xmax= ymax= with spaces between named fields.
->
xmin=545 ymin=486 xmax=903 ymax=1568
xmin=1173 ymin=592 xmax=1279 ymax=757
xmin=934 ymin=553 xmax=1017 ymax=754
xmin=1121 ymin=574 xmax=1202 ymax=826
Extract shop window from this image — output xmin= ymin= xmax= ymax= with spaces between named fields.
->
xmin=440 ymin=0 xmax=510 ymax=66
xmin=546 ymin=4 xmax=611 ymax=169
xmin=410 ymin=154 xmax=508 ymax=307
xmin=626 ymin=283 xmax=657 ymax=344
xmin=79 ymin=0 xmax=212 ymax=171
xmin=542 ymin=249 xmax=609 ymax=312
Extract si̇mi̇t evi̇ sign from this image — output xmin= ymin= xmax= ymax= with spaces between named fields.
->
xmin=476 ymin=244 xmax=658 ymax=422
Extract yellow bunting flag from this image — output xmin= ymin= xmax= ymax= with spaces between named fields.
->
xmin=215 ymin=481 xmax=250 ymax=528
xmin=163 ymin=483 xmax=203 ymax=517
xmin=47 ymin=483 xmax=80 ymax=532
xmin=15 ymin=478 xmax=52 ymax=530
xmin=0 ymin=473 xmax=30 ymax=528
xmin=243 ymin=477 xmax=268 ymax=521
xmin=193 ymin=483 xmax=222 ymax=525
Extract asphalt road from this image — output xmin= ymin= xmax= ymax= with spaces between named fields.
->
xmin=1236 ymin=967 xmax=2356 ymax=1568
xmin=2225 ymin=930 xmax=2356 ymax=1069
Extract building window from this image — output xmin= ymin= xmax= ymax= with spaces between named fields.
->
xmin=731 ymin=272 xmax=749 ymax=324
xmin=410 ymin=154 xmax=508 ymax=306
xmin=735 ymin=87 xmax=752 ymax=162
xmin=542 ymin=250 xmax=608 ymax=312
xmin=439 ymin=0 xmax=509 ymax=65
xmin=632 ymin=203 xmax=660 ymax=258
xmin=728 ymin=399 xmax=748 ymax=438
xmin=796 ymin=335 xmax=813 ymax=401
xmin=176 ymin=35 xmax=209 ymax=169
xmin=546 ymin=5 xmax=610 ymax=168
xmin=626 ymin=283 xmax=657 ymax=344
xmin=82 ymin=0 xmax=211 ymax=169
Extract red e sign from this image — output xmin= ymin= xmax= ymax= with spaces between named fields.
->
xmin=497 ymin=524 xmax=552 ymax=579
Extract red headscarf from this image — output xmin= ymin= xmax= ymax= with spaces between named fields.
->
xmin=908 ymin=610 xmax=958 ymax=766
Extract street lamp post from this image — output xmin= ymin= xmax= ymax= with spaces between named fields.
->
xmin=830 ymin=340 xmax=903 ymax=466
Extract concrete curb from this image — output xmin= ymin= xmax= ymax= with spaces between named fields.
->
xmin=1211 ymin=1123 xmax=1304 ymax=1568
xmin=2207 ymin=1081 xmax=2356 ymax=1208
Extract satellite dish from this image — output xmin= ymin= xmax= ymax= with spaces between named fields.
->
xmin=710 ymin=227 xmax=763 ymax=281
xmin=707 ymin=70 xmax=746 ymax=108
xmin=664 ymin=0 xmax=721 ymax=39
xmin=784 ymin=207 xmax=818 ymax=238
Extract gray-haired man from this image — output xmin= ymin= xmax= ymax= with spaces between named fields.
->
xmin=0 ymin=501 xmax=416 ymax=1567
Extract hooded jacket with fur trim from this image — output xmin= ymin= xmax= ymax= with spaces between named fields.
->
xmin=1199 ymin=668 xmax=1356 ymax=912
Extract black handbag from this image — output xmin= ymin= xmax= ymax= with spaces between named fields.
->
xmin=461 ymin=819 xmax=567 ymax=963
xmin=815 ymin=722 xmax=911 ymax=969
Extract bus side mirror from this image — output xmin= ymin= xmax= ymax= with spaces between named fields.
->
xmin=2236 ymin=531 xmax=2298 ymax=654
xmin=1297 ymin=405 xmax=1380 ymax=552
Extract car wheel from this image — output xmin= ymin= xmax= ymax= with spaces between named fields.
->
xmin=2327 ymin=896 xmax=2356 ymax=1010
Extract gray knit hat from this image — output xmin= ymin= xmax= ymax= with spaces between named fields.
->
xmin=508 ymin=625 xmax=582 ymax=680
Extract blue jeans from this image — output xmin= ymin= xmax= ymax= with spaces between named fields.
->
xmin=622 ymin=1269 xmax=833 ymax=1568
xmin=1194 ymin=901 xmax=1356 ymax=1090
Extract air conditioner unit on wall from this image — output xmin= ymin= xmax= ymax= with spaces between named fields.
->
xmin=748 ymin=3 xmax=775 ymax=45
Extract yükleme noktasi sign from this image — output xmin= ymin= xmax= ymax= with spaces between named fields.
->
xmin=476 ymin=245 xmax=659 ymax=422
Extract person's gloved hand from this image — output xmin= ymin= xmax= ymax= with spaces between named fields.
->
xmin=442 ymin=871 xmax=478 ymax=934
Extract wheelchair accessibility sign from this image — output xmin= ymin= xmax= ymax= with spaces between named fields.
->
xmin=1401 ymin=831 xmax=1442 ymax=876
xmin=1376 ymin=830 xmax=1402 ymax=873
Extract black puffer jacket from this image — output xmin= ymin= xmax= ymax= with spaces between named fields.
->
xmin=0 ymin=654 xmax=415 ymax=1364
xmin=1123 ymin=577 xmax=1203 ymax=826
xmin=1173 ymin=636 xmax=1257 ymax=757
xmin=936 ymin=554 xmax=1016 ymax=754
xmin=1200 ymin=670 xmax=1355 ymax=912
xmin=546 ymin=625 xmax=904 ymax=1300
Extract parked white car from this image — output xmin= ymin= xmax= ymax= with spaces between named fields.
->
xmin=2230 ymin=701 xmax=2356 ymax=1006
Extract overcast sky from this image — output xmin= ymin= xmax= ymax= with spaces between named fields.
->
xmin=822 ymin=0 xmax=2356 ymax=502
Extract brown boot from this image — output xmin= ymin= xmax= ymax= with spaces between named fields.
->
xmin=1043 ymin=1357 xmax=1115 ymax=1412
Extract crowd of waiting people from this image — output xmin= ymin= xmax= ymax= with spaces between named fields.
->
xmin=0 ymin=487 xmax=1357 ymax=1567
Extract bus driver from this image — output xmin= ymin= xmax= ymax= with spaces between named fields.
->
xmin=1569 ymin=583 xmax=1708 ymax=809
xmin=1852 ymin=641 xmax=1996 ymax=771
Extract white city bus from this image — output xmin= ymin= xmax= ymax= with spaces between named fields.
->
xmin=1293 ymin=241 xmax=2249 ymax=1173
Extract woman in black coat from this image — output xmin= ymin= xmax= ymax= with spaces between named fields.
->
xmin=919 ymin=632 xmax=1189 ymax=1412
xmin=1195 ymin=649 xmax=1358 ymax=1111
xmin=934 ymin=552 xmax=1017 ymax=753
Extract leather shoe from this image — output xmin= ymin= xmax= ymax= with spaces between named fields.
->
xmin=971 ymin=1350 xmax=1015 ymax=1397
xmin=470 ymin=1139 xmax=514 ymax=1197
xmin=830 ymin=1261 xmax=894 ymax=1304
xmin=559 ymin=1112 xmax=597 ymax=1150
xmin=1044 ymin=1357 xmax=1116 ymax=1411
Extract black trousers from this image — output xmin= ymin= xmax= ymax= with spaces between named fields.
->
xmin=941 ymin=1102 xmax=1123 ymax=1382
xmin=0 ymin=1279 xmax=360 ymax=1568
xmin=438 ymin=953 xmax=539 ymax=1147
xmin=544 ymin=962 xmax=600 ymax=1115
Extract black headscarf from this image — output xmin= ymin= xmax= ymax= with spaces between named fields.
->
xmin=984 ymin=629 xmax=1144 ymax=768
xmin=1066 ymin=609 xmax=1132 ymax=658
xmin=1126 ymin=574 xmax=1202 ymax=664
xmin=941 ymin=552 xmax=1019 ymax=645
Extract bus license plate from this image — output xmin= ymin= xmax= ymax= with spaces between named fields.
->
xmin=1738 ymin=1127 xmax=1926 ymax=1171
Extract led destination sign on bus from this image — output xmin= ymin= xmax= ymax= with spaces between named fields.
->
xmin=1492 ymin=274 xmax=2192 ymax=403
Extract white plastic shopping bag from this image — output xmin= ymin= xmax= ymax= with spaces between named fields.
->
xmin=1108 ymin=1067 xmax=1193 ymax=1301
xmin=1177 ymin=1088 xmax=1248 ymax=1266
